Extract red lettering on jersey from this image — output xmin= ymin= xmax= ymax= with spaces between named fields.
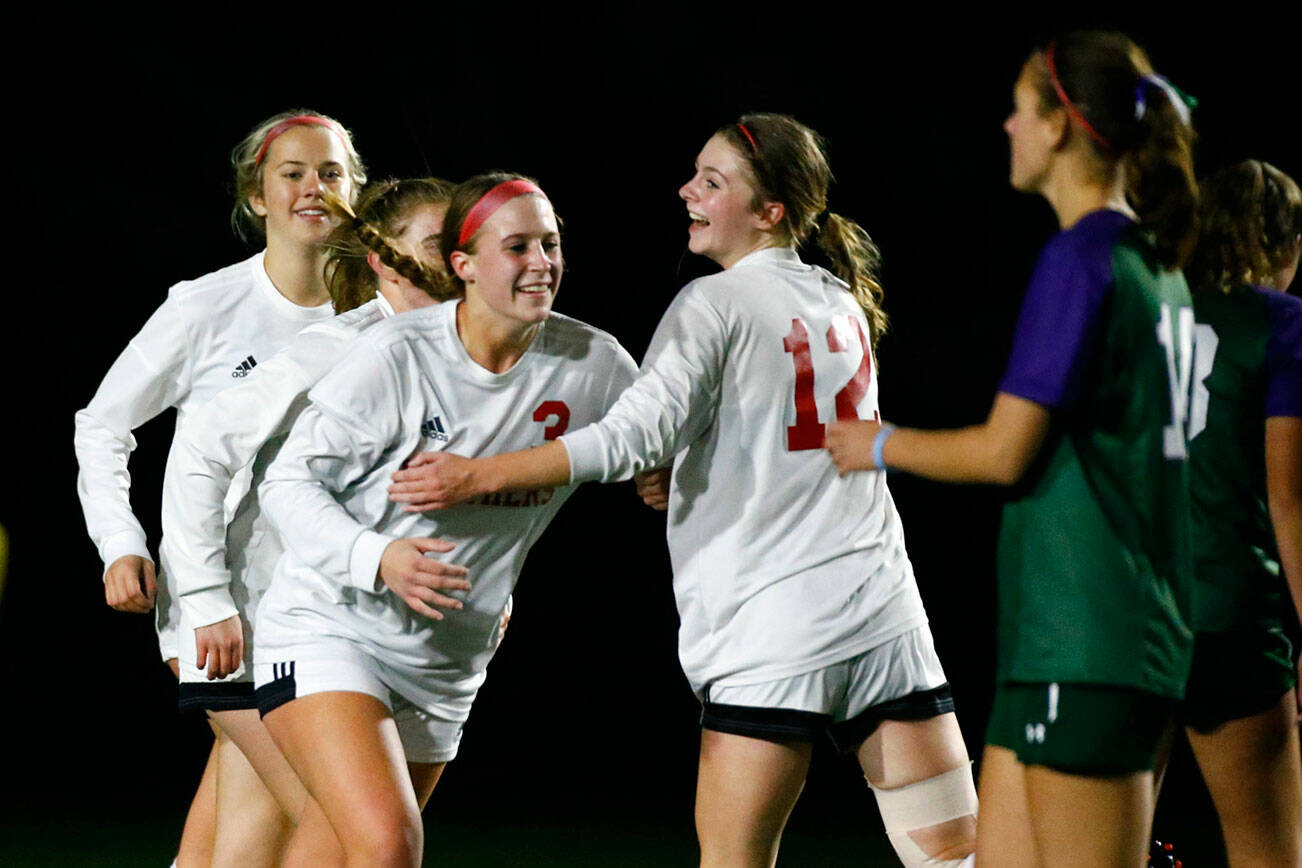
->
xmin=827 ymin=317 xmax=872 ymax=421
xmin=783 ymin=318 xmax=824 ymax=450
xmin=533 ymin=400 xmax=570 ymax=440
xmin=784 ymin=316 xmax=876 ymax=452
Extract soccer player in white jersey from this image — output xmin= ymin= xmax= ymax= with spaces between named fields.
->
xmin=389 ymin=115 xmax=978 ymax=868
xmin=163 ymin=178 xmax=455 ymax=864
xmin=252 ymin=173 xmax=638 ymax=866
xmin=73 ymin=110 xmax=365 ymax=867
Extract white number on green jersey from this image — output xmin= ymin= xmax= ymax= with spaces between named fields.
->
xmin=1187 ymin=324 xmax=1218 ymax=441
xmin=1156 ymin=303 xmax=1195 ymax=458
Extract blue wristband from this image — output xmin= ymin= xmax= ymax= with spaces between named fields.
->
xmin=872 ymin=424 xmax=896 ymax=470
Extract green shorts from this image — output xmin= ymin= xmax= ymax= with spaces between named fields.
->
xmin=1181 ymin=626 xmax=1295 ymax=733
xmin=987 ymin=681 xmax=1175 ymax=775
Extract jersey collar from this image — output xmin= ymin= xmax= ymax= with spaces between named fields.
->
xmin=729 ymin=246 xmax=803 ymax=271
xmin=250 ymin=250 xmax=335 ymax=323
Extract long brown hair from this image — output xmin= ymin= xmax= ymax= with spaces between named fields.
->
xmin=718 ymin=114 xmax=887 ymax=346
xmin=1186 ymin=160 xmax=1302 ymax=294
xmin=321 ymin=178 xmax=457 ymax=313
xmin=1028 ymin=32 xmax=1198 ymax=268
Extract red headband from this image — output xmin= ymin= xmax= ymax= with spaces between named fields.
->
xmin=253 ymin=115 xmax=348 ymax=168
xmin=736 ymin=123 xmax=758 ymax=151
xmin=1045 ymin=43 xmax=1111 ymax=150
xmin=456 ymin=179 xmax=546 ymax=248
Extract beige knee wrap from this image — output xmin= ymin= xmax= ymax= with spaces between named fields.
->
xmin=870 ymin=765 xmax=978 ymax=868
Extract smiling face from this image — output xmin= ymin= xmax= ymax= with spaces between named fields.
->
xmin=450 ymin=194 xmax=561 ymax=328
xmin=679 ymin=134 xmax=776 ymax=269
xmin=1004 ymin=60 xmax=1063 ymax=193
xmin=250 ymin=124 xmax=355 ymax=248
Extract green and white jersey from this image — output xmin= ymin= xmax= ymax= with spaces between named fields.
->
xmin=995 ymin=211 xmax=1195 ymax=698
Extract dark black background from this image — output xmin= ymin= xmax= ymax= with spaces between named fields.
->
xmin=2 ymin=15 xmax=1298 ymax=866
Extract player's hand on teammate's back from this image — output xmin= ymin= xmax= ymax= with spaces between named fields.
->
xmin=196 ymin=615 xmax=244 ymax=680
xmin=826 ymin=420 xmax=885 ymax=473
xmin=634 ymin=467 xmax=672 ymax=511
xmin=389 ymin=451 xmax=481 ymax=511
xmin=380 ymin=537 xmax=471 ymax=620
xmin=104 ymin=554 xmax=157 ymax=613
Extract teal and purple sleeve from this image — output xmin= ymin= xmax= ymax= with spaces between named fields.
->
xmin=998 ymin=211 xmax=1130 ymax=411
xmin=1257 ymin=287 xmax=1302 ymax=418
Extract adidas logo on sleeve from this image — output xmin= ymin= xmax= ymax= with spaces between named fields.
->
xmin=232 ymin=356 xmax=258 ymax=378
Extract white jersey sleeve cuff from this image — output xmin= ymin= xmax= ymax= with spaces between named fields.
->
xmin=559 ymin=427 xmax=611 ymax=484
xmin=348 ymin=530 xmax=395 ymax=592
xmin=99 ymin=532 xmax=152 ymax=578
xmin=179 ymin=586 xmax=240 ymax=629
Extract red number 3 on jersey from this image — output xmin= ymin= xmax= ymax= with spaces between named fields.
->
xmin=783 ymin=316 xmax=876 ymax=451
xmin=533 ymin=401 xmax=570 ymax=440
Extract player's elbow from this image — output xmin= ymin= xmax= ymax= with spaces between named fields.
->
xmin=982 ymin=439 xmax=1035 ymax=487
xmin=985 ymin=456 xmax=1026 ymax=487
xmin=256 ymin=477 xmax=294 ymax=526
xmin=1267 ymin=487 xmax=1302 ymax=535
xmin=72 ymin=408 xmax=107 ymax=449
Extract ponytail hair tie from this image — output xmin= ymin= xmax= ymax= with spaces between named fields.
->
xmin=1134 ymin=73 xmax=1197 ymax=127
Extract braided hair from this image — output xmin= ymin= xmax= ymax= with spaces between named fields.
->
xmin=320 ymin=179 xmax=458 ymax=312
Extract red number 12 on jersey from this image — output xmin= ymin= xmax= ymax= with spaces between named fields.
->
xmin=783 ymin=317 xmax=875 ymax=451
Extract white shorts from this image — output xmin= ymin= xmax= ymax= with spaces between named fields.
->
xmin=254 ymin=638 xmax=475 ymax=764
xmin=702 ymin=626 xmax=953 ymax=751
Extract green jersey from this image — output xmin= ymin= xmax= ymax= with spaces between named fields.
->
xmin=1188 ymin=284 xmax=1302 ymax=632
xmin=995 ymin=211 xmax=1195 ymax=698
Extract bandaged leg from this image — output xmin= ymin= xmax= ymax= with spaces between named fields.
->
xmin=870 ymin=765 xmax=978 ymax=867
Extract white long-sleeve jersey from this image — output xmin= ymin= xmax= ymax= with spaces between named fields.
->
xmin=74 ymin=252 xmax=333 ymax=653
xmin=257 ymin=301 xmax=637 ymax=690
xmin=561 ymin=247 xmax=927 ymax=696
xmin=161 ymin=295 xmax=395 ymax=631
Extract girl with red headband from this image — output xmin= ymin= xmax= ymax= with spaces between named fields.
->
xmin=250 ymin=172 xmax=638 ymax=865
xmin=825 ymin=32 xmax=1199 ymax=864
xmin=386 ymin=117 xmax=979 ymax=868
xmin=73 ymin=108 xmax=364 ymax=866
